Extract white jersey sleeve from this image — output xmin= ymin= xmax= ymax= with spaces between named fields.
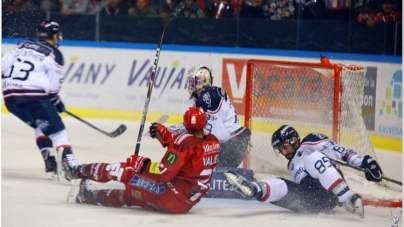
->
xmin=194 ymin=86 xmax=243 ymax=143
xmin=288 ymin=133 xmax=364 ymax=183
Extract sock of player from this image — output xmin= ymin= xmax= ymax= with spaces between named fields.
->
xmin=36 ymin=136 xmax=54 ymax=156
xmin=82 ymin=163 xmax=113 ymax=183
xmin=256 ymin=178 xmax=288 ymax=203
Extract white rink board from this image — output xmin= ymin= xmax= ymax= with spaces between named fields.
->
xmin=2 ymin=114 xmax=402 ymax=227
xmin=1 ymin=42 xmax=401 ymax=140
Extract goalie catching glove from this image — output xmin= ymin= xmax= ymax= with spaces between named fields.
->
xmin=126 ymin=155 xmax=151 ymax=174
xmin=149 ymin=122 xmax=173 ymax=147
xmin=360 ymin=155 xmax=383 ymax=182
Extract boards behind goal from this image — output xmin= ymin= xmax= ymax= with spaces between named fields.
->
xmin=243 ymin=58 xmax=402 ymax=207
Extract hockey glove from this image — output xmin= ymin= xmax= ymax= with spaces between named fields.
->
xmin=51 ymin=95 xmax=65 ymax=113
xmin=125 ymin=155 xmax=151 ymax=174
xmin=149 ymin=122 xmax=173 ymax=147
xmin=360 ymin=155 xmax=383 ymax=182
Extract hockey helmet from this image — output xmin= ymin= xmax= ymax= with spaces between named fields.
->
xmin=37 ymin=20 xmax=63 ymax=40
xmin=271 ymin=125 xmax=300 ymax=156
xmin=183 ymin=107 xmax=207 ymax=131
xmin=187 ymin=64 xmax=213 ymax=99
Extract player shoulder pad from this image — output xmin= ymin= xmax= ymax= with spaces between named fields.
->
xmin=301 ymin=133 xmax=329 ymax=144
xmin=195 ymin=86 xmax=226 ymax=112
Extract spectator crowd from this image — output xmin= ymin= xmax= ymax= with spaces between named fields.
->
xmin=2 ymin=0 xmax=402 ymax=23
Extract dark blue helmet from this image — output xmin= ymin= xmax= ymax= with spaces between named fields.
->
xmin=37 ymin=20 xmax=62 ymax=40
xmin=271 ymin=125 xmax=300 ymax=156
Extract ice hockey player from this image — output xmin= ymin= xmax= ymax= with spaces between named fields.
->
xmin=66 ymin=107 xmax=220 ymax=214
xmin=168 ymin=64 xmax=251 ymax=168
xmin=225 ymin=125 xmax=383 ymax=219
xmin=1 ymin=20 xmax=81 ymax=181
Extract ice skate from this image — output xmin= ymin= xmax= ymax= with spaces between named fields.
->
xmin=41 ymin=149 xmax=57 ymax=180
xmin=58 ymin=147 xmax=82 ymax=182
xmin=224 ymin=171 xmax=263 ymax=199
xmin=75 ymin=178 xmax=98 ymax=205
xmin=342 ymin=193 xmax=364 ymax=219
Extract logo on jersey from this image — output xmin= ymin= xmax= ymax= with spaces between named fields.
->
xmin=129 ymin=176 xmax=165 ymax=195
xmin=202 ymin=93 xmax=211 ymax=107
xmin=132 ymin=190 xmax=142 ymax=200
xmin=165 ymin=151 xmax=178 ymax=166
xmin=293 ymin=167 xmax=306 ymax=181
xmin=289 ymin=163 xmax=294 ymax=171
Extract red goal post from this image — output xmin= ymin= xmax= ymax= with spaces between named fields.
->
xmin=243 ymin=58 xmax=402 ymax=207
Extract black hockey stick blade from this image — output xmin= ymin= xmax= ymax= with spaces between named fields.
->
xmin=63 ymin=109 xmax=127 ymax=138
xmin=144 ymin=115 xmax=170 ymax=136
xmin=327 ymin=156 xmax=402 ymax=186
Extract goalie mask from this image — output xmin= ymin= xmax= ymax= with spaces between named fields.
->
xmin=271 ymin=125 xmax=300 ymax=157
xmin=187 ymin=64 xmax=213 ymax=99
xmin=183 ymin=107 xmax=207 ymax=131
xmin=37 ymin=20 xmax=63 ymax=42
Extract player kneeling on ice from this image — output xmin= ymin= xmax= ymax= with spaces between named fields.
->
xmin=225 ymin=125 xmax=383 ymax=219
xmin=168 ymin=64 xmax=251 ymax=168
xmin=66 ymin=107 xmax=220 ymax=214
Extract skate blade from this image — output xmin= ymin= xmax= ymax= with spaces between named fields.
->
xmin=56 ymin=149 xmax=70 ymax=184
xmin=47 ymin=172 xmax=57 ymax=180
xmin=66 ymin=179 xmax=80 ymax=203
xmin=224 ymin=172 xmax=254 ymax=197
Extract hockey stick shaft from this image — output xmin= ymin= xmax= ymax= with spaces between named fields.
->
xmin=134 ymin=2 xmax=185 ymax=155
xmin=327 ymin=156 xmax=402 ymax=186
xmin=63 ymin=109 xmax=127 ymax=138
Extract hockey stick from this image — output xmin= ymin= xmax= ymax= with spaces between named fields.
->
xmin=143 ymin=115 xmax=170 ymax=136
xmin=327 ymin=156 xmax=402 ymax=186
xmin=134 ymin=1 xmax=185 ymax=155
xmin=63 ymin=109 xmax=127 ymax=138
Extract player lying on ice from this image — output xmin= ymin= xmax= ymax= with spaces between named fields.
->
xmin=65 ymin=107 xmax=220 ymax=214
xmin=225 ymin=125 xmax=384 ymax=219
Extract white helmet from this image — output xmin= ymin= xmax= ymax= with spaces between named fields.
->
xmin=187 ymin=64 xmax=213 ymax=99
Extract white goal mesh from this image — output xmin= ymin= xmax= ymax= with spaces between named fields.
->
xmin=244 ymin=59 xmax=401 ymax=207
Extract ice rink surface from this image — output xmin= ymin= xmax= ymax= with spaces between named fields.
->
xmin=2 ymin=114 xmax=402 ymax=227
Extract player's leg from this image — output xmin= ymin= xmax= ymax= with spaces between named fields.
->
xmin=225 ymin=171 xmax=338 ymax=213
xmin=35 ymin=128 xmax=57 ymax=178
xmin=22 ymin=99 xmax=80 ymax=182
xmin=304 ymin=151 xmax=364 ymax=218
xmin=5 ymin=101 xmax=58 ymax=178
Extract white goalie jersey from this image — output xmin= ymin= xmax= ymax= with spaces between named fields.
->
xmin=288 ymin=133 xmax=364 ymax=184
xmin=2 ymin=39 xmax=64 ymax=104
xmin=193 ymin=86 xmax=243 ymax=143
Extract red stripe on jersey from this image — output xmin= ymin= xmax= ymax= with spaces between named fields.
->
xmin=36 ymin=136 xmax=49 ymax=141
xmin=258 ymin=182 xmax=271 ymax=202
xmin=327 ymin=178 xmax=343 ymax=191
xmin=300 ymin=139 xmax=330 ymax=147
xmin=3 ymin=94 xmax=48 ymax=98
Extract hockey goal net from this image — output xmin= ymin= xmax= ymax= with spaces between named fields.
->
xmin=243 ymin=58 xmax=402 ymax=207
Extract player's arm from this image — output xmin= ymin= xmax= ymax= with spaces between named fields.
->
xmin=47 ymin=53 xmax=65 ymax=112
xmin=143 ymin=138 xmax=192 ymax=182
xmin=322 ymin=141 xmax=383 ymax=182
xmin=1 ymin=49 xmax=17 ymax=75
